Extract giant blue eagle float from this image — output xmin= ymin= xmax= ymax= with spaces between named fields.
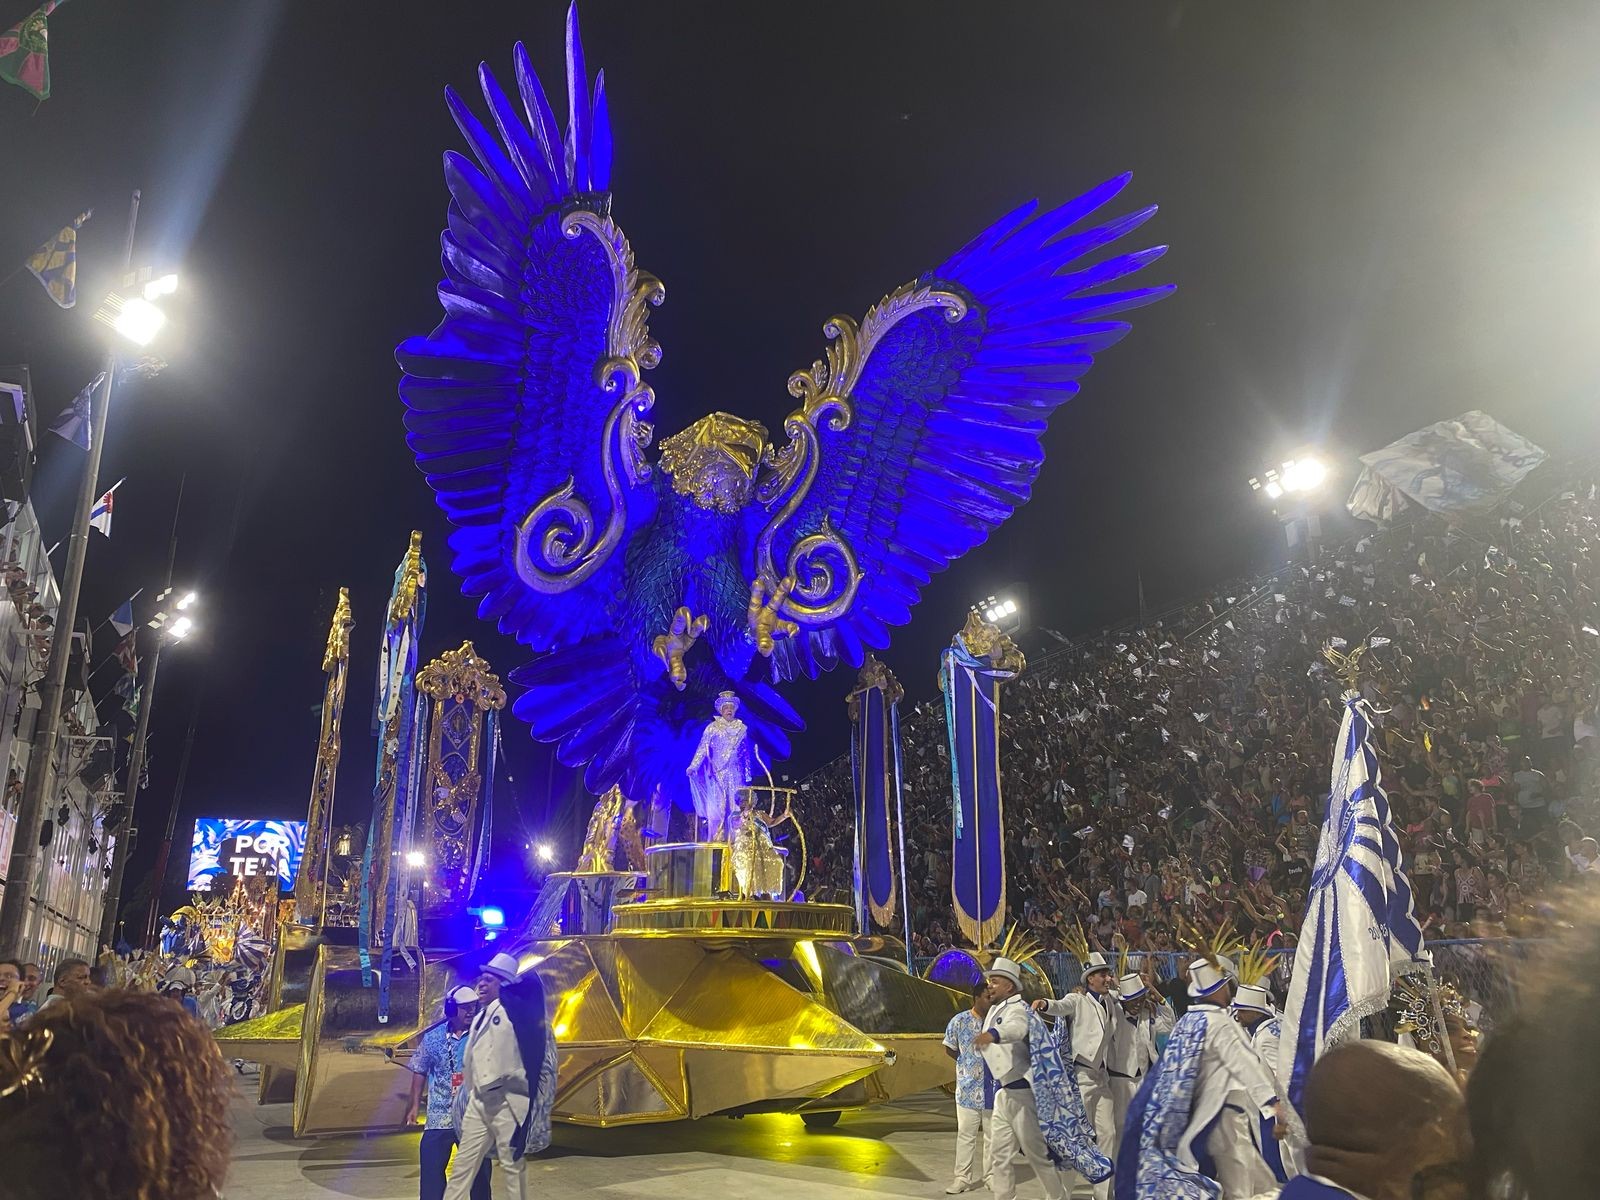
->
xmin=215 ymin=4 xmax=1176 ymax=1138
xmin=398 ymin=8 xmax=1173 ymax=813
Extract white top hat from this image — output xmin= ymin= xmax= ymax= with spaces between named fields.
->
xmin=482 ymin=951 xmax=521 ymax=984
xmin=1117 ymin=972 xmax=1148 ymax=1001
xmin=985 ymin=956 xmax=1023 ymax=989
xmin=449 ymin=985 xmax=480 ymax=1006
xmin=1231 ymin=984 xmax=1273 ymax=1016
xmin=1082 ymin=952 xmax=1112 ymax=976
xmin=1188 ymin=958 xmax=1229 ymax=999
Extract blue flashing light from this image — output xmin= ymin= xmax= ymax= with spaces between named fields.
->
xmin=479 ymin=905 xmax=506 ymax=929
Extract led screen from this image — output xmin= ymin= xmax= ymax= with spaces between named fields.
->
xmin=187 ymin=818 xmax=306 ymax=892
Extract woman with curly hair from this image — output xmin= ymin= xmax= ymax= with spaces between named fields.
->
xmin=0 ymin=988 xmax=232 ymax=1199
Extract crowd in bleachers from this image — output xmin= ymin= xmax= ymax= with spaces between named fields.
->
xmin=799 ymin=468 xmax=1600 ymax=957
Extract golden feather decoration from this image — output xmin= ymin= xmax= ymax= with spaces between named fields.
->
xmin=0 ymin=1026 xmax=54 ymax=1100
xmin=1234 ymin=942 xmax=1277 ymax=989
xmin=1059 ymin=920 xmax=1092 ymax=966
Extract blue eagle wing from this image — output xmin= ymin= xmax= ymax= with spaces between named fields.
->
xmin=760 ymin=174 xmax=1173 ymax=677
xmin=398 ymin=6 xmax=660 ymax=654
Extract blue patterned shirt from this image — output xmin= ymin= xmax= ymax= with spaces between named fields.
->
xmin=409 ymin=1024 xmax=471 ymax=1129
xmin=943 ymin=1009 xmax=996 ymax=1112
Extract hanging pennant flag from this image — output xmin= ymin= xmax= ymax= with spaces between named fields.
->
xmin=21 ymin=207 xmax=90 ymax=307
xmin=0 ymin=0 xmax=66 ymax=100
xmin=124 ymin=682 xmax=141 ymax=722
xmin=48 ymin=371 xmax=102 ymax=448
xmin=113 ymin=630 xmax=136 ymax=675
xmin=89 ymin=478 xmax=124 ymax=536
xmin=111 ymin=669 xmax=137 ymax=713
xmin=108 ymin=597 xmax=134 ymax=636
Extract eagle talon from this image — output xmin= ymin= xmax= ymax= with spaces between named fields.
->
xmin=652 ymin=606 xmax=709 ymax=690
xmin=748 ymin=577 xmax=800 ymax=657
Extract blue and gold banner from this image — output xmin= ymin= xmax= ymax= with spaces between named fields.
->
xmin=849 ymin=657 xmax=904 ymax=931
xmin=360 ymin=532 xmax=426 ymax=1008
xmin=940 ymin=613 xmax=1024 ymax=949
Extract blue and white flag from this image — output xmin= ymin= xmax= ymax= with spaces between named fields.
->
xmin=89 ymin=478 xmax=123 ymax=537
xmin=1276 ymin=692 xmax=1429 ymax=1117
xmin=108 ymin=597 xmax=134 ymax=636
xmin=47 ymin=372 xmax=102 ymax=450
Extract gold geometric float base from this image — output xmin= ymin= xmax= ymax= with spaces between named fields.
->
xmin=218 ymin=897 xmax=966 ymax=1134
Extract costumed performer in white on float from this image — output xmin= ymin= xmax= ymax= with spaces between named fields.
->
xmin=687 ymin=690 xmax=755 ymax=842
xmin=1113 ymin=955 xmax=1285 ymax=1200
xmin=444 ymin=952 xmax=559 ymax=1200
xmin=1032 ymin=949 xmax=1121 ymax=1200
xmin=1105 ymin=969 xmax=1175 ymax=1141
xmin=976 ymin=956 xmax=1113 ymax=1200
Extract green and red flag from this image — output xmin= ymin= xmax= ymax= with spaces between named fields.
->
xmin=0 ymin=0 xmax=66 ymax=100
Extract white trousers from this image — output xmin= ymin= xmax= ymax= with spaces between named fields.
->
xmin=1109 ymin=1075 xmax=1141 ymax=1147
xmin=990 ymin=1087 xmax=1068 ymax=1200
xmin=1075 ymin=1068 xmax=1116 ymax=1200
xmin=953 ymin=1105 xmax=993 ymax=1188
xmin=1209 ymin=1107 xmax=1277 ymax=1199
xmin=445 ymin=1093 xmax=528 ymax=1200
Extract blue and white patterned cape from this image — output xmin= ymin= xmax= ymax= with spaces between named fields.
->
xmin=1028 ymin=1007 xmax=1114 ymax=1183
xmin=1113 ymin=1011 xmax=1220 ymax=1200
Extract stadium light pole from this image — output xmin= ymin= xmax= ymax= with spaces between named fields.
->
xmin=99 ymin=599 xmax=195 ymax=947
xmin=0 ymin=191 xmax=144 ymax=956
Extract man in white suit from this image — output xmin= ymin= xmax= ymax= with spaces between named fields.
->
xmin=445 ymin=952 xmax=551 ymax=1200
xmin=1105 ymin=970 xmax=1175 ymax=1138
xmin=1032 ymin=952 xmax=1119 ymax=1200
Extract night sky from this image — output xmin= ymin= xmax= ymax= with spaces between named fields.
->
xmin=2 ymin=0 xmax=1598 ymax=919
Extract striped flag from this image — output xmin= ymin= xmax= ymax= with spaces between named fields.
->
xmin=22 ymin=209 xmax=90 ymax=307
xmin=1276 ymin=692 xmax=1430 ymax=1117
xmin=113 ymin=631 xmax=137 ymax=675
xmin=89 ymin=478 xmax=123 ymax=536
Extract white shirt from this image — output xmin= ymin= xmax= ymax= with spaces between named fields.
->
xmin=978 ymin=994 xmax=1033 ymax=1086
xmin=1126 ymin=887 xmax=1149 ymax=910
xmin=1040 ymin=988 xmax=1116 ymax=1071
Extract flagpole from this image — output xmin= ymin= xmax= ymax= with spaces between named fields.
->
xmin=0 ymin=189 xmax=139 ymax=956
xmin=99 ymin=472 xmax=183 ymax=946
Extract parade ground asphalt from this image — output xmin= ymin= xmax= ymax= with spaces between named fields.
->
xmin=224 ymin=1074 xmax=1098 ymax=1198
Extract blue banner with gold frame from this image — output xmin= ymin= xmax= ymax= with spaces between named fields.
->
xmin=849 ymin=657 xmax=904 ymax=931
xmin=940 ymin=614 xmax=1023 ymax=949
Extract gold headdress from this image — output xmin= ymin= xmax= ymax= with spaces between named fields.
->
xmin=1234 ymin=942 xmax=1277 ymax=989
xmin=1179 ymin=915 xmax=1244 ymax=972
xmin=1060 ymin=920 xmax=1092 ymax=967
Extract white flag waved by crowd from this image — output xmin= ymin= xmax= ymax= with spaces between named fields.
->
xmin=1276 ymin=692 xmax=1430 ymax=1117
xmin=1346 ymin=410 xmax=1546 ymax=523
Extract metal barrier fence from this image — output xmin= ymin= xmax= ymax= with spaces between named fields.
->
xmin=915 ymin=938 xmax=1537 ymax=1028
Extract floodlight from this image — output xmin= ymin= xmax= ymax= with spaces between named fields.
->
xmin=168 ymin=615 xmax=194 ymax=640
xmin=112 ymin=298 xmax=167 ymax=346
xmin=176 ymin=591 xmax=197 ymax=610
xmin=142 ymin=273 xmax=179 ymax=300
xmin=1264 ymin=480 xmax=1284 ymax=500
xmin=1281 ymin=456 xmax=1327 ymax=493
xmin=534 ymin=842 xmax=555 ymax=864
xmin=479 ymin=905 xmax=506 ymax=928
xmin=406 ymin=850 xmax=426 ymax=867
